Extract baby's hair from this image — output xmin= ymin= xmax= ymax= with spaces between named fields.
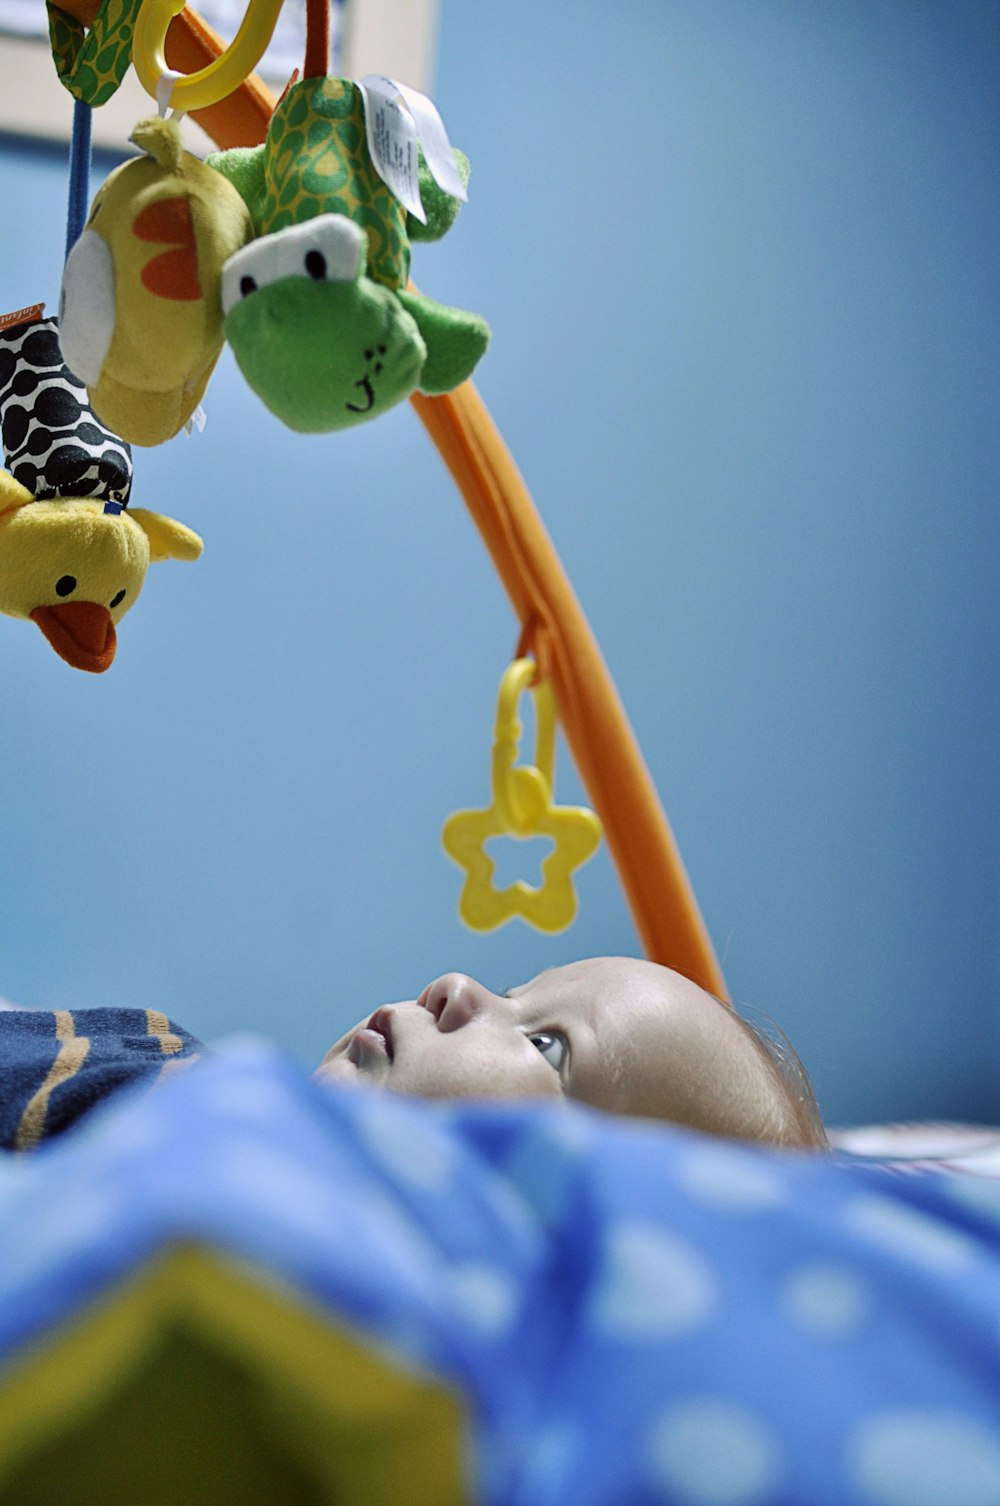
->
xmin=726 ymin=1000 xmax=829 ymax=1150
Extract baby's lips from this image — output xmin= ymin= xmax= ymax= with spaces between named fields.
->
xmin=366 ymin=1007 xmax=395 ymax=1060
xmin=30 ymin=601 xmax=117 ymax=673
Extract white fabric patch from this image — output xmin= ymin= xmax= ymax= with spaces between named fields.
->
xmin=849 ymin=1409 xmax=1000 ymax=1506
xmin=445 ymin=1262 xmax=519 ymax=1334
xmin=59 ymin=230 xmax=115 ymax=387
xmin=358 ymin=1101 xmax=456 ymax=1192
xmin=588 ymin=1221 xmax=716 ymax=1338
xmin=648 ymin=1398 xmax=782 ymax=1505
xmin=674 ymin=1146 xmax=788 ymax=1212
xmin=780 ymin=1262 xmax=870 ymax=1337
xmin=845 ymin=1194 xmax=977 ymax=1273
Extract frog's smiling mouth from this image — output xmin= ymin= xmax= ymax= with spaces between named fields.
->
xmin=346 ymin=374 xmax=375 ymax=414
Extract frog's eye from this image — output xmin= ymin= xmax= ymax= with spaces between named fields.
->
xmin=530 ymin=1032 xmax=568 ymax=1074
xmin=221 ymin=214 xmax=366 ymax=316
xmin=59 ymin=229 xmax=115 ymax=386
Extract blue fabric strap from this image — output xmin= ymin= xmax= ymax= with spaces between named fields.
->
xmin=65 ymin=97 xmax=92 ymax=261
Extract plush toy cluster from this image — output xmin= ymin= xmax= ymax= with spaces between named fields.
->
xmin=59 ymin=80 xmax=489 ymax=442
xmin=3 ymin=78 xmax=485 ymax=672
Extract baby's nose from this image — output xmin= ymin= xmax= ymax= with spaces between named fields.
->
xmin=417 ymin=974 xmax=501 ymax=1032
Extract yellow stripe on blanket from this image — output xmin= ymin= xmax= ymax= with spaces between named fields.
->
xmin=145 ymin=1008 xmax=184 ymax=1055
xmin=0 ymin=1246 xmax=469 ymax=1506
xmin=14 ymin=1011 xmax=90 ymax=1152
xmin=144 ymin=1008 xmax=197 ymax=1085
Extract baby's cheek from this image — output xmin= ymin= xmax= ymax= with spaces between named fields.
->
xmin=398 ymin=1036 xmax=560 ymax=1102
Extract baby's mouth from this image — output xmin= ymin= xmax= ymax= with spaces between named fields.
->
xmin=367 ymin=1008 xmax=395 ymax=1059
xmin=347 ymin=1007 xmax=395 ymax=1065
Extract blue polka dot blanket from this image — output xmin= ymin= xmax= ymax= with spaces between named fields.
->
xmin=1 ymin=1037 xmax=1000 ymax=1505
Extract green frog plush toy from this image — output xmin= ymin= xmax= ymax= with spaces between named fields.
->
xmin=208 ymin=75 xmax=490 ymax=433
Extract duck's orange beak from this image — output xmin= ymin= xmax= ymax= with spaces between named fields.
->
xmin=30 ymin=601 xmax=117 ymax=673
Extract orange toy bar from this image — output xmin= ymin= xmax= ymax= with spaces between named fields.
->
xmin=56 ymin=0 xmax=726 ymax=998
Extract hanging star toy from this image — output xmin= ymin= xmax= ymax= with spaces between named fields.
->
xmin=442 ymin=659 xmax=602 ymax=933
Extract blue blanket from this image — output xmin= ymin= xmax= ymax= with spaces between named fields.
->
xmin=1 ymin=1041 xmax=1000 ymax=1503
xmin=0 ymin=1007 xmax=203 ymax=1151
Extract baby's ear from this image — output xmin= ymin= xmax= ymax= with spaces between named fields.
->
xmin=0 ymin=471 xmax=35 ymax=514
xmin=129 ymin=508 xmax=204 ymax=562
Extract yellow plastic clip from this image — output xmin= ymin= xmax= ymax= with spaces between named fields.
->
xmin=442 ymin=658 xmax=602 ymax=932
xmin=132 ymin=0 xmax=284 ymax=112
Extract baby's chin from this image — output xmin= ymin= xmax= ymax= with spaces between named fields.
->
xmin=314 ymin=1056 xmax=372 ymax=1089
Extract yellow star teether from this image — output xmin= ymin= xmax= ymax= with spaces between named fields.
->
xmin=442 ymin=659 xmax=602 ymax=932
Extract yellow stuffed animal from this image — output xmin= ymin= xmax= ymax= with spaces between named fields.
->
xmin=0 ymin=471 xmax=201 ymax=673
xmin=59 ymin=116 xmax=253 ymax=446
xmin=0 ymin=315 xmax=203 ymax=672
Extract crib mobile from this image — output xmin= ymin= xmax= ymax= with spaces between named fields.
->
xmin=1 ymin=0 xmax=725 ymax=981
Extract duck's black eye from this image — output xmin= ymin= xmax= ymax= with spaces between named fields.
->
xmin=304 ymin=250 xmax=327 ymax=280
xmin=239 ymin=274 xmax=257 ymax=297
xmin=55 ymin=575 xmax=76 ymax=597
xmin=110 ymin=588 xmax=126 ymax=609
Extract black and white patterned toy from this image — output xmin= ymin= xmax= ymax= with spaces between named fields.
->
xmin=0 ymin=316 xmax=131 ymax=510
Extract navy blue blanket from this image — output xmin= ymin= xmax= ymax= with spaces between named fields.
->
xmin=0 ymin=1008 xmax=203 ymax=1151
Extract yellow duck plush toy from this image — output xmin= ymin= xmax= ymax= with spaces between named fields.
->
xmin=59 ymin=116 xmax=253 ymax=446
xmin=0 ymin=316 xmax=202 ymax=672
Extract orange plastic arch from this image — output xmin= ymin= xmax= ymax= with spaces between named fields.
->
xmin=54 ymin=0 xmax=725 ymax=998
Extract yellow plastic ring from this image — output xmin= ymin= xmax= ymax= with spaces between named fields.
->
xmin=132 ymin=0 xmax=284 ymax=112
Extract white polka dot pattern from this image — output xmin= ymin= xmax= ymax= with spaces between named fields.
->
xmin=589 ymin=1221 xmax=716 ymax=1338
xmin=649 ymin=1398 xmax=781 ymax=1504
xmin=357 ymin=1100 xmax=456 ymax=1191
xmin=674 ymin=1146 xmax=788 ymax=1212
xmin=445 ymin=1262 xmax=519 ymax=1334
xmin=780 ymin=1263 xmax=870 ymax=1337
xmin=845 ymin=1195 xmax=978 ymax=1273
xmin=849 ymin=1410 xmax=1000 ymax=1506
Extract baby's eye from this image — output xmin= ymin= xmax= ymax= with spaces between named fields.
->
xmin=529 ymin=1032 xmax=567 ymax=1073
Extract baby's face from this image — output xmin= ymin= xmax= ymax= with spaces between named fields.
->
xmin=316 ymin=957 xmax=821 ymax=1146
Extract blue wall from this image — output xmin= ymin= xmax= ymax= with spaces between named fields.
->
xmin=1 ymin=0 xmax=996 ymax=1125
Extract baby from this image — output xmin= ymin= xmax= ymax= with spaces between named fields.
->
xmin=316 ymin=956 xmax=828 ymax=1150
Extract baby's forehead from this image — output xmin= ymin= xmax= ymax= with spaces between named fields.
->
xmin=536 ymin=959 xmax=703 ymax=1057
xmin=532 ymin=957 xmax=710 ymax=1019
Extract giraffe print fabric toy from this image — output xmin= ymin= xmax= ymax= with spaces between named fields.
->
xmin=0 ymin=316 xmax=202 ymax=673
xmin=207 ymin=75 xmax=491 ymax=433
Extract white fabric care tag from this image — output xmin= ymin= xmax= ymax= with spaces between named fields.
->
xmin=184 ymin=404 xmax=207 ymax=436
xmin=358 ymin=75 xmax=468 ymax=224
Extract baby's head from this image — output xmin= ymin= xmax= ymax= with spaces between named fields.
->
xmin=317 ymin=957 xmax=827 ymax=1149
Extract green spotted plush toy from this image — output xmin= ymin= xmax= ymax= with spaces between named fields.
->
xmin=208 ymin=75 xmax=490 ymax=433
